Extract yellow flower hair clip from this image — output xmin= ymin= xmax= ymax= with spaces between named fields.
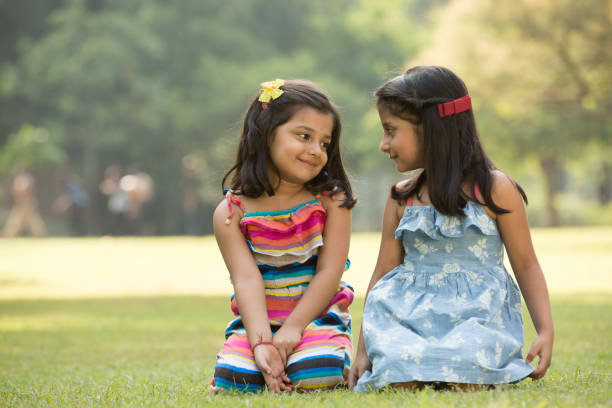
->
xmin=258 ymin=79 xmax=285 ymax=108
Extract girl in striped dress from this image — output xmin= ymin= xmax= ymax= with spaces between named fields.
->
xmin=211 ymin=79 xmax=356 ymax=393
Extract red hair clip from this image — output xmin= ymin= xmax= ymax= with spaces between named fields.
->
xmin=438 ymin=95 xmax=472 ymax=118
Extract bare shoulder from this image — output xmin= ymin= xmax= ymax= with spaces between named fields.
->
xmin=212 ymin=199 xmax=230 ymax=229
xmin=381 ymin=189 xmax=404 ymax=222
xmin=319 ymin=190 xmax=350 ymax=212
xmin=392 ymin=176 xmax=417 ymax=213
xmin=213 ymin=196 xmax=245 ymax=231
xmin=490 ymin=170 xmax=524 ymax=209
xmin=395 ymin=175 xmax=418 ymax=191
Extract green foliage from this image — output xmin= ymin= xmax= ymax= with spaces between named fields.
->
xmin=0 ymin=124 xmax=65 ymax=174
xmin=414 ymin=0 xmax=611 ymax=224
xmin=1 ymin=0 xmax=607 ymax=231
xmin=1 ymin=0 xmax=431 ymax=233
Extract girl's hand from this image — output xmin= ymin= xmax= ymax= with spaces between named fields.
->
xmin=253 ymin=344 xmax=293 ymax=392
xmin=272 ymin=324 xmax=303 ymax=365
xmin=526 ymin=331 xmax=553 ymax=380
xmin=347 ymin=349 xmax=371 ymax=389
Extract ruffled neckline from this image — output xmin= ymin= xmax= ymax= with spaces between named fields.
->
xmin=395 ymin=200 xmax=498 ymax=240
xmin=240 ymin=200 xmax=327 ymax=258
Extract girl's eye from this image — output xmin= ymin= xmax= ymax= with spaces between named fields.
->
xmin=321 ymin=141 xmax=330 ymax=150
xmin=297 ymin=133 xmax=309 ymax=140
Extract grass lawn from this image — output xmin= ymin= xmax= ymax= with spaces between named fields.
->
xmin=1 ymin=228 xmax=611 ymax=407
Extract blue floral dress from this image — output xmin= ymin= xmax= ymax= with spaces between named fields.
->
xmin=355 ymin=201 xmax=534 ymax=391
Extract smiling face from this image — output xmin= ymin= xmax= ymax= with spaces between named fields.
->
xmin=378 ymin=105 xmax=425 ymax=172
xmin=268 ymin=106 xmax=334 ymax=186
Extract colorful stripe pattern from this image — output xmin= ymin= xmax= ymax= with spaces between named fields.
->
xmin=213 ymin=193 xmax=354 ymax=392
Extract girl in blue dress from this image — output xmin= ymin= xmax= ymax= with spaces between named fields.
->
xmin=348 ymin=66 xmax=554 ymax=391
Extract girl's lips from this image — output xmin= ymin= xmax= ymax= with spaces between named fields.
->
xmin=298 ymin=158 xmax=317 ymax=167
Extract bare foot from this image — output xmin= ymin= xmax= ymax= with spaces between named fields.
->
xmin=448 ymin=383 xmax=493 ymax=392
xmin=388 ymin=381 xmax=425 ymax=391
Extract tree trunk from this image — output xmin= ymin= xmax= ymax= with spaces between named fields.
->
xmin=597 ymin=162 xmax=612 ymax=205
xmin=539 ymin=156 xmax=561 ymax=226
xmin=162 ymin=153 xmax=182 ymax=235
xmin=82 ymin=131 xmax=99 ymax=234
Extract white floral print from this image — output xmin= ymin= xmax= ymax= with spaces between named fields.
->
xmin=475 ymin=212 xmax=496 ymax=233
xmin=464 ymin=269 xmax=485 ymax=285
xmin=414 ymin=238 xmax=438 ymax=259
xmin=442 ymin=366 xmax=460 ymax=382
xmin=441 ymin=216 xmax=461 ymax=235
xmin=428 ymin=272 xmax=446 ymax=287
xmin=476 ymin=349 xmax=489 ymax=367
xmin=491 ymin=309 xmax=505 ymax=328
xmin=477 ymin=290 xmax=493 ymax=308
xmin=355 ymin=201 xmax=533 ymax=392
xmin=495 ymin=342 xmax=502 ymax=365
xmin=468 ymin=238 xmax=489 ymax=263
xmin=443 ymin=263 xmax=461 ymax=273
xmin=400 ymin=343 xmax=425 ymax=364
xmin=441 ymin=331 xmax=465 ymax=347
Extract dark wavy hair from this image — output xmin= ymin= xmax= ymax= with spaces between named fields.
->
xmin=222 ymin=79 xmax=356 ymax=209
xmin=376 ymin=65 xmax=526 ymax=215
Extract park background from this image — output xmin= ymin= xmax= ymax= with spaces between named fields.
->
xmin=0 ymin=0 xmax=610 ymax=234
xmin=1 ymin=0 xmax=611 ymax=407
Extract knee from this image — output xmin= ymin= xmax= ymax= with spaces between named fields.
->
xmin=213 ymin=364 xmax=265 ymax=393
xmin=286 ymin=354 xmax=347 ymax=391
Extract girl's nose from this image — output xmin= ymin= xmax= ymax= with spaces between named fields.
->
xmin=379 ymin=138 xmax=388 ymax=153
xmin=309 ymin=141 xmax=323 ymax=156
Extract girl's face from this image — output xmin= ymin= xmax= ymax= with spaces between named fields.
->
xmin=378 ymin=105 xmax=425 ymax=172
xmin=268 ymin=106 xmax=334 ymax=185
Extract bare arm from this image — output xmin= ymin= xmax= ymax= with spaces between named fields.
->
xmin=213 ymin=200 xmax=291 ymax=391
xmin=348 ymin=193 xmax=404 ymax=388
xmin=492 ymin=172 xmax=554 ymax=379
xmin=272 ymin=194 xmax=352 ymax=362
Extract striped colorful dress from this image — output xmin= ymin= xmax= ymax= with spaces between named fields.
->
xmin=212 ymin=192 xmax=354 ymax=392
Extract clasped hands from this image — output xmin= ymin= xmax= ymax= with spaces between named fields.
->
xmin=252 ymin=325 xmax=302 ymax=393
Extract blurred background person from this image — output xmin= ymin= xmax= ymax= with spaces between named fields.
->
xmin=120 ymin=170 xmax=155 ymax=235
xmin=99 ymin=164 xmax=129 ymax=236
xmin=2 ymin=167 xmax=47 ymax=237
xmin=52 ymin=165 xmax=89 ymax=236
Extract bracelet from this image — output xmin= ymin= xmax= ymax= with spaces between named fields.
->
xmin=251 ymin=334 xmax=274 ymax=352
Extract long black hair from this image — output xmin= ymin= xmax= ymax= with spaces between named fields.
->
xmin=376 ymin=66 xmax=526 ymax=215
xmin=222 ymin=79 xmax=356 ymax=209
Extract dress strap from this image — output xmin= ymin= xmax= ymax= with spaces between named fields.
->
xmin=474 ymin=184 xmax=481 ymax=201
xmin=224 ymin=190 xmax=246 ymax=224
xmin=319 ymin=190 xmax=338 ymax=201
xmin=406 ymin=196 xmax=414 ymax=206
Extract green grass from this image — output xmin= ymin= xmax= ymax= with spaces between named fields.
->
xmin=1 ymin=295 xmax=610 ymax=407
xmin=1 ymin=227 xmax=611 ymax=298
xmin=1 ymin=229 xmax=612 ymax=407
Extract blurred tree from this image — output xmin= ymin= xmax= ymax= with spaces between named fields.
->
xmin=2 ymin=0 xmax=439 ymax=234
xmin=416 ymin=0 xmax=611 ymax=225
xmin=0 ymin=124 xmax=65 ymax=173
xmin=16 ymin=0 xmax=167 ymax=231
xmin=0 ymin=0 xmax=65 ymax=147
